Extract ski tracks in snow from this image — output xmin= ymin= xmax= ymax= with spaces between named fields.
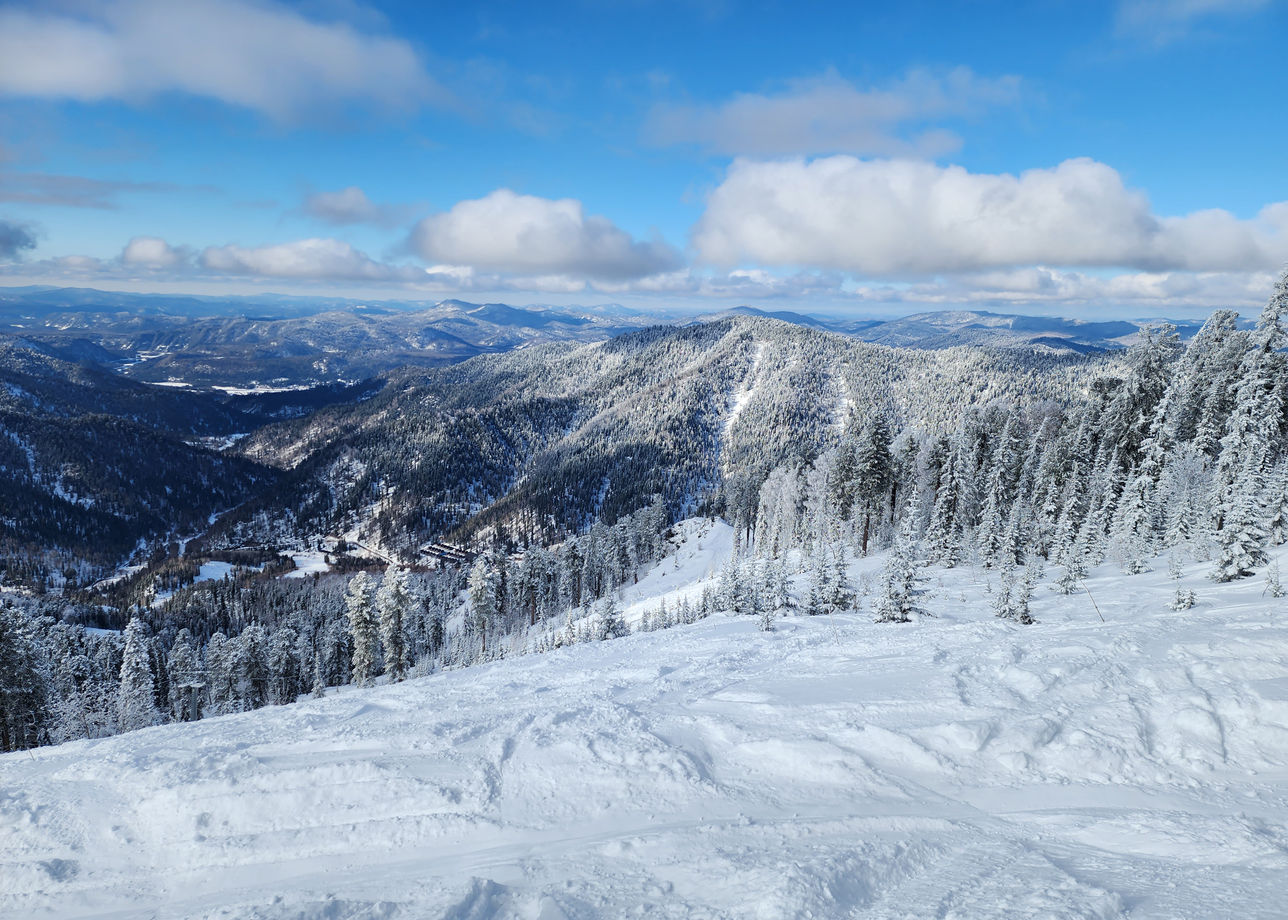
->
xmin=6 ymin=547 xmax=1288 ymax=917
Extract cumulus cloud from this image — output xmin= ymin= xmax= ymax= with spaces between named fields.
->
xmin=645 ymin=68 xmax=1020 ymax=157
xmin=693 ymin=156 xmax=1288 ymax=275
xmin=121 ymin=235 xmax=185 ymax=268
xmin=301 ymin=186 xmax=402 ymax=226
xmin=408 ymin=189 xmax=683 ymax=281
xmin=0 ymin=218 xmax=37 ymax=260
xmin=0 ymin=0 xmax=443 ymax=119
xmin=200 ymin=238 xmax=423 ymax=281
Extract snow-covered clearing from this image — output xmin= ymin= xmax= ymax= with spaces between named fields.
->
xmin=723 ymin=342 xmax=765 ymax=437
xmin=5 ymin=543 xmax=1288 ymax=918
xmin=194 ymin=561 xmax=236 ymax=582
xmin=212 ymin=385 xmax=313 ymax=396
xmin=619 ymin=518 xmax=733 ymax=625
xmin=285 ymin=551 xmax=331 ymax=579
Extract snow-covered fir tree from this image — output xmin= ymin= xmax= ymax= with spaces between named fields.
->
xmin=874 ymin=493 xmax=923 ymax=624
xmin=116 ymin=617 xmax=159 ymax=732
xmin=377 ymin=567 xmax=411 ymax=682
xmin=345 ymin=572 xmax=379 ymax=687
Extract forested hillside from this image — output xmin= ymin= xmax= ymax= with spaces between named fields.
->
xmin=1 ymin=274 xmax=1285 ymax=755
xmin=0 ymin=338 xmax=278 ymax=588
xmin=221 ymin=315 xmax=1102 ymax=555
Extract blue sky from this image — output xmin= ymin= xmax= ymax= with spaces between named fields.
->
xmin=0 ymin=0 xmax=1285 ymax=317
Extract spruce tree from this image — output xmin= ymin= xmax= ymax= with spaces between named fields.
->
xmin=596 ymin=595 xmax=628 ymax=640
xmin=345 ymin=571 xmax=379 ymax=686
xmin=377 ymin=567 xmax=411 ymax=682
xmin=874 ymin=493 xmax=923 ymax=624
xmin=1211 ymin=460 xmax=1269 ymax=582
xmin=1266 ymin=563 xmax=1285 ymax=599
xmin=117 ymin=617 xmax=160 ymax=732
xmin=0 ymin=605 xmax=48 ymax=752
xmin=1266 ymin=463 xmax=1288 ymax=546
xmin=166 ymin=629 xmax=203 ymax=722
xmin=468 ymin=554 xmax=503 ymax=654
xmin=853 ymin=415 xmax=894 ymax=555
xmin=926 ymin=444 xmax=963 ymax=567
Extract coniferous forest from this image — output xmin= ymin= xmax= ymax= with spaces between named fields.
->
xmin=2 ymin=274 xmax=1284 ymax=754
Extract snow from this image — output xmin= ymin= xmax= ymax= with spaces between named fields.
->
xmin=723 ymin=341 xmax=764 ymax=437
xmin=212 ymin=384 xmax=313 ymax=396
xmin=87 ymin=565 xmax=146 ymax=592
xmin=619 ymin=517 xmax=733 ymax=625
xmin=190 ymin=432 xmax=249 ymax=451
xmin=5 ymin=541 xmax=1288 ymax=918
xmin=195 ymin=561 xmax=236 ymax=582
xmin=832 ymin=373 xmax=855 ymax=433
xmin=285 ymin=551 xmax=331 ymax=579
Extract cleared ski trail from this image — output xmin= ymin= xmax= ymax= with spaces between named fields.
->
xmin=5 ymin=544 xmax=1288 ymax=919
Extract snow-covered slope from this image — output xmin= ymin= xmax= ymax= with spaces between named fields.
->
xmin=5 ymin=544 xmax=1288 ymax=919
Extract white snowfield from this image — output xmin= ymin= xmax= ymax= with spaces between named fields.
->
xmin=5 ymin=544 xmax=1288 ymax=919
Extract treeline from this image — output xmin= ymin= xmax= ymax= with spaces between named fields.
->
xmin=0 ymin=502 xmax=670 ymax=752
xmin=732 ymin=274 xmax=1288 ymax=620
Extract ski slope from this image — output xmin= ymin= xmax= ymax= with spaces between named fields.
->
xmin=5 ymin=541 xmax=1288 ymax=919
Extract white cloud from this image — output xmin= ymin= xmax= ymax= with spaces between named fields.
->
xmin=645 ymin=68 xmax=1020 ymax=157
xmin=301 ymin=186 xmax=404 ymax=226
xmin=846 ymin=267 xmax=1280 ymax=309
xmin=0 ymin=0 xmax=443 ymax=119
xmin=693 ymin=156 xmax=1288 ymax=275
xmin=121 ymin=235 xmax=185 ymax=267
xmin=408 ymin=189 xmax=682 ymax=281
xmin=1116 ymin=0 xmax=1272 ymax=42
xmin=200 ymin=238 xmax=422 ymax=281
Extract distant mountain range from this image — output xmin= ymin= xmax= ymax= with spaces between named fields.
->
xmin=0 ymin=287 xmax=655 ymax=389
xmin=717 ymin=306 xmax=1210 ymax=354
xmin=0 ymin=286 xmax=1214 ymax=393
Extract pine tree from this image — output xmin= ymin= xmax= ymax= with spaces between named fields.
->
xmin=345 ymin=571 xmax=379 ymax=687
xmin=1112 ymin=465 xmax=1154 ymax=574
xmin=1049 ymin=485 xmax=1081 ymax=568
xmin=874 ymin=493 xmax=923 ymax=623
xmin=766 ymin=558 xmax=791 ymax=613
xmin=204 ymin=632 xmax=236 ymax=716
xmin=1168 ymin=555 xmax=1197 ymax=610
xmin=311 ymin=653 xmax=326 ymax=698
xmin=0 ymin=605 xmax=48 ymax=752
xmin=1212 ymin=279 xmax=1287 ymax=527
xmin=234 ymin=625 xmax=270 ymax=711
xmin=596 ymin=595 xmax=628 ymax=640
xmin=926 ymin=443 xmax=963 ymax=567
xmin=1266 ymin=562 xmax=1285 ymax=599
xmin=1266 ymin=463 xmax=1288 ymax=546
xmin=994 ymin=565 xmax=1035 ymax=625
xmin=977 ymin=477 xmax=1013 ymax=569
xmin=377 ymin=566 xmax=411 ymax=682
xmin=717 ymin=555 xmax=743 ymax=613
xmin=267 ymin=627 xmax=301 ymax=705
xmin=166 ymin=629 xmax=203 ymax=722
xmin=853 ymin=415 xmax=894 ymax=555
xmin=1211 ymin=462 xmax=1269 ymax=582
xmin=467 ymin=553 xmax=503 ymax=654
xmin=117 ymin=617 xmax=160 ymax=732
xmin=828 ymin=544 xmax=853 ymax=611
